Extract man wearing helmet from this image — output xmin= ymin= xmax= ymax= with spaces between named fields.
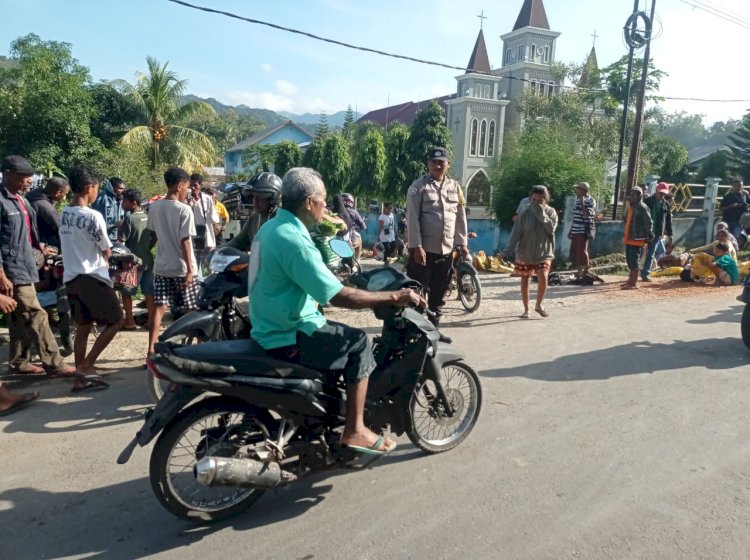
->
xmin=227 ymin=172 xmax=281 ymax=252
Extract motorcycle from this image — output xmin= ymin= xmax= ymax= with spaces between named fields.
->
xmin=119 ymin=239 xmax=482 ymax=522
xmin=36 ymin=253 xmax=73 ymax=357
xmin=446 ymin=245 xmax=482 ymax=313
xmin=146 ymin=246 xmax=252 ymax=403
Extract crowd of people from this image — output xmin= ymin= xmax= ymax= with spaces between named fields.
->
xmin=0 ymin=147 xmax=748 ymax=425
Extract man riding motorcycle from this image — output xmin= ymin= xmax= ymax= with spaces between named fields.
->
xmin=249 ymin=167 xmax=425 ymax=455
xmin=226 ymin=172 xmax=281 ymax=252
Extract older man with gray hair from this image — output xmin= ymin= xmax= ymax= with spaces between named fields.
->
xmin=248 ymin=167 xmax=425 ymax=455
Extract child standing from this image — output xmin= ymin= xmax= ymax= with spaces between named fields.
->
xmin=377 ymin=202 xmax=397 ymax=266
xmin=147 ymin=167 xmax=199 ymax=359
xmin=118 ymin=189 xmax=154 ymax=331
xmin=60 ymin=166 xmax=124 ymax=392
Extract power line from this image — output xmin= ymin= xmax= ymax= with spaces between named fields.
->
xmin=677 ymin=0 xmax=750 ymax=30
xmin=692 ymin=0 xmax=750 ymax=26
xmin=165 ymin=0 xmax=750 ymax=104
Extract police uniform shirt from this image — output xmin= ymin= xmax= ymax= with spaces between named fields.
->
xmin=406 ymin=175 xmax=468 ymax=255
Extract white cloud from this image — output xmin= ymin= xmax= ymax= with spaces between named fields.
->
xmin=260 ymin=63 xmax=273 ymax=72
xmin=226 ymin=90 xmax=295 ymax=112
xmin=275 ymin=79 xmax=298 ymax=96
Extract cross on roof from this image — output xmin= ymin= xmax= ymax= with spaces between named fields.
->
xmin=591 ymin=29 xmax=599 ymax=48
xmin=477 ymin=10 xmax=487 ymax=30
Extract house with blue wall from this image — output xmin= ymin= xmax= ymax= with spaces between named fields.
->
xmin=224 ymin=120 xmax=314 ymax=174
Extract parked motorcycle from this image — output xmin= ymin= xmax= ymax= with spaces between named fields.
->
xmin=446 ymin=246 xmax=482 ymax=313
xmin=36 ymin=253 xmax=73 ymax=357
xmin=146 ymin=246 xmax=252 ymax=403
xmin=119 ymin=240 xmax=482 ymax=522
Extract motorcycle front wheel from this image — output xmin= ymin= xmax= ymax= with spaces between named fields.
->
xmin=406 ymin=361 xmax=482 ymax=453
xmin=742 ymin=305 xmax=750 ymax=350
xmin=146 ymin=335 xmax=198 ymax=403
xmin=150 ymin=399 xmax=271 ymax=522
xmin=457 ymin=272 xmax=482 ymax=313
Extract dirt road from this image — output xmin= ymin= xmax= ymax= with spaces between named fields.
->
xmin=1 ymin=274 xmax=748 ymax=559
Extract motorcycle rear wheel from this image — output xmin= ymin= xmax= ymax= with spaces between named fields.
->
xmin=458 ymin=272 xmax=482 ymax=313
xmin=150 ymin=399 xmax=271 ymax=522
xmin=406 ymin=361 xmax=482 ymax=453
xmin=742 ymin=305 xmax=750 ymax=350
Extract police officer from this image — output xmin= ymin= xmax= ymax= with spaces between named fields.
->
xmin=406 ymin=147 xmax=468 ymax=333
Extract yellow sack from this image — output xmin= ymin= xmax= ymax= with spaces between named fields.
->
xmin=740 ymin=261 xmax=750 ymax=277
xmin=691 ymin=252 xmax=714 ymax=278
xmin=651 ymin=266 xmax=683 ymax=277
xmin=473 ymin=251 xmax=487 ymax=271
xmin=489 ymin=257 xmax=515 ymax=274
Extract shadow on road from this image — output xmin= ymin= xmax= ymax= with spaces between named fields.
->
xmin=480 ymin=337 xmax=748 ymax=381
xmin=1 ymin=366 xmax=150 ymax=435
xmin=686 ymin=305 xmax=743 ymax=325
xmin=1 ymin=446 xmax=425 ymax=560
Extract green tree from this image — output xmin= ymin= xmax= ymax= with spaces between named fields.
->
xmin=406 ymin=100 xmax=452 ymax=178
xmin=317 ymin=133 xmax=351 ymax=194
xmin=302 ymin=137 xmax=324 ymax=169
xmin=273 ymin=140 xmax=302 ymax=178
xmin=727 ymin=109 xmax=750 ymax=181
xmin=349 ymin=123 xmax=385 ymax=198
xmin=600 ymin=56 xmax=667 ymax=110
xmin=383 ymin=123 xmax=416 ymax=203
xmin=0 ymin=34 xmax=103 ymax=170
xmin=490 ymin=124 xmax=609 ymax=224
xmin=697 ymin=150 xmax=730 ymax=183
xmin=89 ymin=81 xmax=141 ymax=148
xmin=315 ymin=112 xmax=331 ymax=138
xmin=242 ymin=144 xmax=276 ymax=173
xmin=641 ymin=133 xmax=689 ymax=181
xmin=116 ymin=57 xmax=216 ymax=170
xmin=342 ymin=105 xmax=355 ymax=139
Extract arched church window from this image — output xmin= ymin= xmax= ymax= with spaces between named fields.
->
xmin=470 ymin=119 xmax=478 ymax=156
xmin=484 ymin=85 xmax=491 ymax=98
xmin=479 ymin=119 xmax=487 ymax=157
xmin=466 ymin=171 xmax=491 ymax=206
xmin=488 ymin=121 xmax=496 ymax=157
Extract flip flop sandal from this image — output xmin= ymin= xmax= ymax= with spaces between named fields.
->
xmin=9 ymin=365 xmax=45 ymax=375
xmin=535 ymin=307 xmax=549 ymax=318
xmin=519 ymin=311 xmax=530 ymax=319
xmin=71 ymin=374 xmax=110 ymax=393
xmin=343 ymin=436 xmax=397 ymax=456
xmin=0 ymin=392 xmax=40 ymax=416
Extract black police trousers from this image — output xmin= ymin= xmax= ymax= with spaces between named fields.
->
xmin=406 ymin=252 xmax=453 ymax=322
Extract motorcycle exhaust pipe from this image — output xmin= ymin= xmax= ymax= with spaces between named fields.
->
xmin=194 ymin=456 xmax=296 ymax=489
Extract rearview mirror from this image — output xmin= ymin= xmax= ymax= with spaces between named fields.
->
xmin=328 ymin=238 xmax=354 ymax=258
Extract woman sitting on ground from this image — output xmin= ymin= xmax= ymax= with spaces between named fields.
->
xmin=689 ymin=229 xmax=738 ymax=262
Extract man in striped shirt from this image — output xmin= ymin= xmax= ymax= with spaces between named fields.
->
xmin=567 ymin=182 xmax=597 ymax=281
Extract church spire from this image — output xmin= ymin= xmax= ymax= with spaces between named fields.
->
xmin=466 ymin=29 xmax=491 ymax=74
xmin=578 ymin=46 xmax=600 ymax=88
xmin=513 ymin=0 xmax=550 ymax=31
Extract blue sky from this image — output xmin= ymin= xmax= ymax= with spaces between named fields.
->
xmin=3 ymin=0 xmax=749 ymax=123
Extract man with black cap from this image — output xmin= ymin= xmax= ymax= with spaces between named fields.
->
xmin=0 ymin=155 xmax=74 ymax=376
xmin=406 ymin=147 xmax=468 ymax=337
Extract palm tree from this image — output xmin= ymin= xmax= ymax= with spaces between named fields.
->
xmin=116 ymin=57 xmax=216 ymax=170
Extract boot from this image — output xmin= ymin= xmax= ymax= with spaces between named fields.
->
xmin=622 ymin=270 xmax=639 ymax=289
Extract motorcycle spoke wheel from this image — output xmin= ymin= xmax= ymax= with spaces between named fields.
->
xmin=458 ymin=272 xmax=482 ymax=313
xmin=150 ymin=401 xmax=269 ymax=522
xmin=406 ymin=361 xmax=482 ymax=453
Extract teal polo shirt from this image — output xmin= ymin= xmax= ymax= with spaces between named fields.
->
xmin=249 ymin=208 xmax=344 ymax=349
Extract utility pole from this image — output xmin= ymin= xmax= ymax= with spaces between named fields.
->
xmin=625 ymin=0 xmax=657 ymax=197
xmin=611 ymin=1 xmax=654 ymax=220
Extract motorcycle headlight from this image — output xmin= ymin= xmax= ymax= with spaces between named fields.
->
xmin=209 ymin=253 xmax=240 ymax=273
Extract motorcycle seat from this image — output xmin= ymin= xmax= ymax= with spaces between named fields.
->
xmin=172 ymin=339 xmax=321 ymax=380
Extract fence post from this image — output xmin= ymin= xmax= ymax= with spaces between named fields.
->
xmin=558 ymin=195 xmax=576 ymax=260
xmin=704 ymin=177 xmax=720 ymax=243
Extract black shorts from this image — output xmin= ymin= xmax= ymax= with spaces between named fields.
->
xmin=66 ymin=274 xmax=123 ymax=326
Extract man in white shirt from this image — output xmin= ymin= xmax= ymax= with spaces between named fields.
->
xmin=187 ymin=173 xmax=220 ymax=269
xmin=377 ymin=202 xmax=397 ymax=266
xmin=60 ymin=166 xmax=124 ymax=392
